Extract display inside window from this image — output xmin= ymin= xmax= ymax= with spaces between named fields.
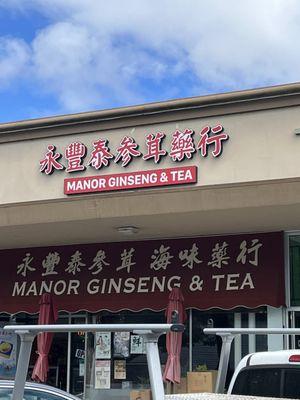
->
xmin=130 ymin=335 xmax=146 ymax=354
xmin=114 ymin=360 xmax=126 ymax=379
xmin=113 ymin=332 xmax=130 ymax=358
xmin=95 ymin=332 xmax=111 ymax=359
xmin=95 ymin=360 xmax=111 ymax=389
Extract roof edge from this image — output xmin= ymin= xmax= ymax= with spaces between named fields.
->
xmin=1 ymin=82 xmax=300 ymax=133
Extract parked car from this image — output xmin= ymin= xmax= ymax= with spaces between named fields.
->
xmin=0 ymin=380 xmax=81 ymax=400
xmin=228 ymin=349 xmax=300 ymax=398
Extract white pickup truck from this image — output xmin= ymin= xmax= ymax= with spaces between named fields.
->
xmin=228 ymin=349 xmax=300 ymax=397
xmin=203 ymin=328 xmax=300 ymax=399
xmin=4 ymin=324 xmax=300 ymax=400
xmin=168 ymin=328 xmax=300 ymax=399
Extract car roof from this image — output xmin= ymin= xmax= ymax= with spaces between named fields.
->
xmin=0 ymin=380 xmax=80 ymax=400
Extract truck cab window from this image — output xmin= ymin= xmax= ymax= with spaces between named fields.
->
xmin=231 ymin=368 xmax=281 ymax=397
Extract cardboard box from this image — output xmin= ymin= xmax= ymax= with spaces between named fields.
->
xmin=173 ymin=377 xmax=187 ymax=394
xmin=187 ymin=370 xmax=218 ymax=393
xmin=130 ymin=389 xmax=152 ymax=400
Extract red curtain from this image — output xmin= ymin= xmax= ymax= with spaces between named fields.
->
xmin=32 ymin=293 xmax=58 ymax=382
xmin=163 ymin=287 xmax=186 ymax=384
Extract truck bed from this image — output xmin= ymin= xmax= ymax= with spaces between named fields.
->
xmin=166 ymin=394 xmax=294 ymax=400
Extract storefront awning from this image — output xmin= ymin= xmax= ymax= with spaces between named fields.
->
xmin=0 ymin=231 xmax=285 ymax=314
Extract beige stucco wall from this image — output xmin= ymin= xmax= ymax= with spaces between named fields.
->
xmin=1 ymin=105 xmax=300 ymax=205
xmin=1 ymin=86 xmax=300 ymax=249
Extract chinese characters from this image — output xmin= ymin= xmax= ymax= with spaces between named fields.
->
xmin=40 ymin=125 xmax=229 ymax=174
xmin=16 ymin=238 xmax=263 ymax=278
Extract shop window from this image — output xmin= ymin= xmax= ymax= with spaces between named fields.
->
xmin=289 ymin=235 xmax=300 ymax=306
xmin=287 ymin=311 xmax=300 ymax=349
xmin=191 ymin=309 xmax=234 ymax=386
xmin=85 ymin=309 xmax=189 ymax=397
xmin=241 ymin=313 xmax=249 ymax=358
xmin=240 ymin=309 xmax=267 ymax=356
xmin=255 ymin=310 xmax=267 ymax=351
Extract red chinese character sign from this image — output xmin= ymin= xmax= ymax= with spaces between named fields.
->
xmin=0 ymin=232 xmax=285 ymax=314
xmin=39 ymin=145 xmax=64 ymax=175
xmin=87 ymin=139 xmax=113 ymax=170
xmin=143 ymin=132 xmax=166 ymax=163
xmin=197 ymin=125 xmax=228 ymax=157
xmin=39 ymin=124 xmax=229 ymax=194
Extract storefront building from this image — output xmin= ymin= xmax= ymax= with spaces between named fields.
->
xmin=0 ymin=83 xmax=300 ymax=397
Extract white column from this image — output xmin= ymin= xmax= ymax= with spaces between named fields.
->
xmin=234 ymin=313 xmax=241 ymax=367
xmin=248 ymin=313 xmax=256 ymax=353
xmin=267 ymin=306 xmax=284 ymax=350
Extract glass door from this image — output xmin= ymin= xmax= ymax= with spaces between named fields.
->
xmin=69 ymin=313 xmax=87 ymax=396
xmin=48 ymin=314 xmax=68 ymax=390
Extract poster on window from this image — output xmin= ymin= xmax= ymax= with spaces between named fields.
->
xmin=0 ymin=329 xmax=17 ymax=379
xmin=95 ymin=332 xmax=111 ymax=359
xmin=114 ymin=332 xmax=130 ymax=358
xmin=114 ymin=359 xmax=126 ymax=379
xmin=79 ymin=360 xmax=85 ymax=377
xmin=95 ymin=360 xmax=111 ymax=389
xmin=130 ymin=334 xmax=146 ymax=354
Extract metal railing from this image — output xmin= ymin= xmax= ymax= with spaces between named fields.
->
xmin=4 ymin=322 xmax=184 ymax=400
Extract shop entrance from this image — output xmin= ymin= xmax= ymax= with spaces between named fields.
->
xmin=191 ymin=309 xmax=234 ymax=388
xmin=29 ymin=313 xmax=86 ymax=395
xmin=191 ymin=309 xmax=232 ymax=370
xmin=69 ymin=314 xmax=86 ymax=396
xmin=0 ymin=307 xmax=268 ymax=398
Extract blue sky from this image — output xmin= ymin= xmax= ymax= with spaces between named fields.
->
xmin=0 ymin=0 xmax=300 ymax=123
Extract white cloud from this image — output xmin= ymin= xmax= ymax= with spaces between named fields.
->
xmin=1 ymin=0 xmax=300 ymax=113
xmin=30 ymin=19 xmax=174 ymax=111
xmin=0 ymin=37 xmax=30 ymax=89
